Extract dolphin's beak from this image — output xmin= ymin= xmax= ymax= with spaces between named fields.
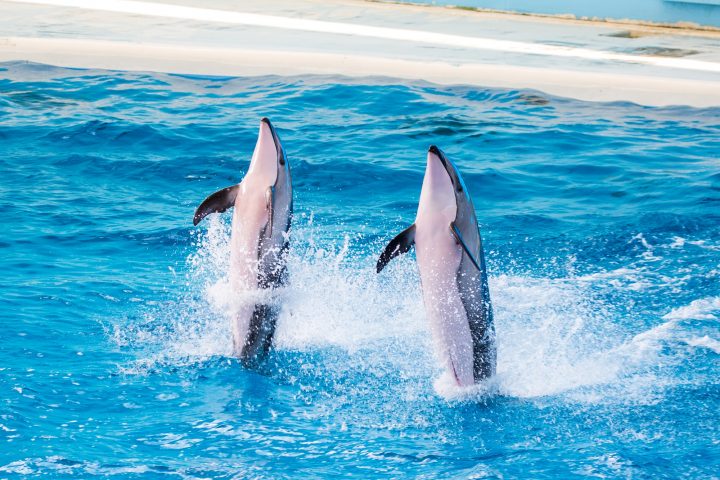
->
xmin=260 ymin=117 xmax=285 ymax=166
xmin=247 ymin=118 xmax=281 ymax=183
xmin=417 ymin=145 xmax=458 ymax=221
xmin=425 ymin=145 xmax=450 ymax=191
xmin=428 ymin=145 xmax=462 ymax=193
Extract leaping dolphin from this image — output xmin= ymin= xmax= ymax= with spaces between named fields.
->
xmin=376 ymin=146 xmax=495 ymax=386
xmin=193 ymin=118 xmax=292 ymax=364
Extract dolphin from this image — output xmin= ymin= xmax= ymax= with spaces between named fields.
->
xmin=193 ymin=118 xmax=292 ymax=364
xmin=376 ymin=145 xmax=495 ymax=386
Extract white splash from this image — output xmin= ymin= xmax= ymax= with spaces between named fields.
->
xmin=685 ymin=335 xmax=720 ymax=354
xmin=662 ymin=296 xmax=720 ymax=321
xmin=433 ymin=371 xmax=499 ymax=402
xmin=116 ymin=218 xmax=711 ymax=404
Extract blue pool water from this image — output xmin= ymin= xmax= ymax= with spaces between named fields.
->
xmin=1 ymin=61 xmax=719 ymax=478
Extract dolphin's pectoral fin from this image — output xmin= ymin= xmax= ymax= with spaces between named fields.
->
xmin=193 ymin=184 xmax=239 ymax=225
xmin=450 ymin=222 xmax=481 ymax=271
xmin=258 ymin=186 xmax=274 ymax=253
xmin=376 ymin=224 xmax=416 ymax=273
xmin=265 ymin=186 xmax=275 ymax=233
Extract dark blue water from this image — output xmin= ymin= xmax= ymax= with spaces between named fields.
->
xmin=1 ymin=61 xmax=719 ymax=479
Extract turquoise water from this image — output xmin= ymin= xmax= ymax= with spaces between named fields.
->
xmin=1 ymin=62 xmax=719 ymax=478
xmin=394 ymin=0 xmax=720 ymax=28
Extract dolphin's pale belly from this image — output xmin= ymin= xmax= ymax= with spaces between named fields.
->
xmin=229 ymin=184 xmax=270 ymax=355
xmin=415 ymin=226 xmax=475 ymax=386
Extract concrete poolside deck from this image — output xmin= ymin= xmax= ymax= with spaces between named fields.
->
xmin=1 ymin=0 xmax=720 ymax=106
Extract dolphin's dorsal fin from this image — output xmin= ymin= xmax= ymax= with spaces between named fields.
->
xmin=450 ymin=222 xmax=481 ymax=271
xmin=376 ymin=224 xmax=416 ymax=273
xmin=193 ymin=184 xmax=239 ymax=225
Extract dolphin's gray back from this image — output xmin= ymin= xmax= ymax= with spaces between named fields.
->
xmin=454 ymin=183 xmax=496 ymax=381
